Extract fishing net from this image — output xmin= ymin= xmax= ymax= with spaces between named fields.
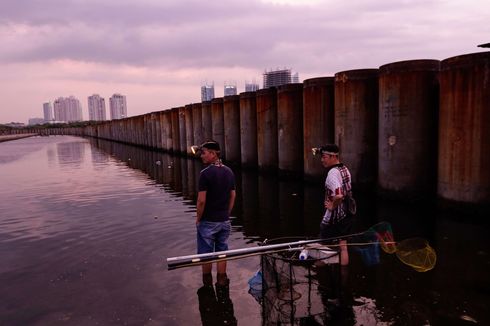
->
xmin=245 ymin=223 xmax=437 ymax=324
xmin=395 ymin=238 xmax=437 ymax=272
xmin=257 ymin=237 xmax=341 ymax=325
xmin=369 ymin=222 xmax=397 ymax=254
xmin=348 ymin=222 xmax=437 ymax=272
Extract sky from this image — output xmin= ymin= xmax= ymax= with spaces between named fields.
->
xmin=0 ymin=0 xmax=488 ymax=124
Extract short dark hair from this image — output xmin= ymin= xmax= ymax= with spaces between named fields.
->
xmin=201 ymin=140 xmax=220 ymax=152
xmin=320 ymin=144 xmax=339 ymax=155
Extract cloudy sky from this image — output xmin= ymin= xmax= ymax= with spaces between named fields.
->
xmin=0 ymin=0 xmax=488 ymax=124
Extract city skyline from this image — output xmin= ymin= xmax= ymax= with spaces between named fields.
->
xmin=0 ymin=0 xmax=488 ymax=124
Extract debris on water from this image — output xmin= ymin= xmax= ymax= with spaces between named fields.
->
xmin=154 ymin=216 xmax=158 ymax=219
xmin=128 ymin=158 xmax=131 ymax=161
xmin=156 ymin=160 xmax=161 ymax=165
xmin=291 ymin=193 xmax=298 ymax=196
xmin=460 ymin=315 xmax=478 ymax=323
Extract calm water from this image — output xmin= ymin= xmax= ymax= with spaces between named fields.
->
xmin=1 ymin=136 xmax=489 ymax=325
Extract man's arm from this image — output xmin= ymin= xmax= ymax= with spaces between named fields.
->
xmin=228 ymin=190 xmax=236 ymax=216
xmin=324 ymin=187 xmax=344 ymax=210
xmin=196 ymin=191 xmax=206 ymax=224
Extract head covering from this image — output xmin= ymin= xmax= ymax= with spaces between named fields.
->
xmin=201 ymin=140 xmax=220 ymax=152
xmin=320 ymin=144 xmax=339 ymax=155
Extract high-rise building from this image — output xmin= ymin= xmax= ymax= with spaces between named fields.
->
xmin=263 ymin=68 xmax=299 ymax=88
xmin=88 ymin=94 xmax=106 ymax=121
xmin=245 ymin=82 xmax=260 ymax=92
xmin=224 ymin=83 xmax=237 ymax=96
xmin=53 ymin=96 xmax=83 ymax=122
xmin=201 ymin=83 xmax=215 ymax=101
xmin=43 ymin=102 xmax=53 ymax=121
xmin=109 ymin=93 xmax=127 ymax=120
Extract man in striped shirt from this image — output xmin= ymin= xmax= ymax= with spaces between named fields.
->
xmin=318 ymin=144 xmax=353 ymax=266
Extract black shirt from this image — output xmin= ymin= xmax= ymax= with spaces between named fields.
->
xmin=198 ymin=163 xmax=236 ymax=222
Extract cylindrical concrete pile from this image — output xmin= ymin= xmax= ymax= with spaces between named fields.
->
xmin=184 ymin=104 xmax=194 ymax=156
xmin=303 ymin=77 xmax=335 ymax=179
xmin=277 ymin=83 xmax=304 ymax=174
xmin=136 ymin=115 xmax=144 ymax=147
xmin=438 ymin=51 xmax=490 ymax=205
xmin=151 ymin=112 xmax=159 ymax=149
xmin=201 ymin=101 xmax=212 ymax=142
xmin=378 ymin=59 xmax=440 ymax=198
xmin=223 ymin=95 xmax=241 ymax=164
xmin=192 ymin=103 xmax=203 ymax=149
xmin=239 ymin=91 xmax=258 ymax=167
xmin=171 ymin=107 xmax=180 ymax=154
xmin=256 ymin=88 xmax=278 ymax=171
xmin=211 ymin=98 xmax=225 ymax=159
xmin=162 ymin=110 xmax=172 ymax=151
xmin=335 ymin=69 xmax=379 ymax=190
xmin=178 ymin=106 xmax=187 ymax=154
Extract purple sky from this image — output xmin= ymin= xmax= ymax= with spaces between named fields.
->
xmin=0 ymin=0 xmax=488 ymax=124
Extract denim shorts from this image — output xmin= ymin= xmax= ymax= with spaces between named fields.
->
xmin=197 ymin=220 xmax=231 ymax=254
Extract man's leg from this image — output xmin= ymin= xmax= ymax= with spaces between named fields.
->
xmin=217 ymin=261 xmax=226 ymax=276
xmin=197 ymin=222 xmax=215 ymax=275
xmin=202 ymin=263 xmax=213 ymax=275
xmin=215 ymin=221 xmax=231 ymax=277
xmin=339 ymin=239 xmax=349 ymax=266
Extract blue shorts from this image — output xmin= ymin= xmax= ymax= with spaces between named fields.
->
xmin=197 ymin=220 xmax=231 ymax=254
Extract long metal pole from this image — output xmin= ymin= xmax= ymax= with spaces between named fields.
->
xmin=167 ymin=236 xmax=347 ymax=270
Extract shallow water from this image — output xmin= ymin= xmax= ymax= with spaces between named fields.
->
xmin=0 ymin=136 xmax=488 ymax=325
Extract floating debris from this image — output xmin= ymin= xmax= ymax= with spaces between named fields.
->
xmin=460 ymin=315 xmax=478 ymax=323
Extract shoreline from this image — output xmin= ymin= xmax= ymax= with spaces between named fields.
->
xmin=0 ymin=133 xmax=38 ymax=143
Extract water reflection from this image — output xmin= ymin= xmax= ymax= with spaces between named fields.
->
xmin=56 ymin=140 xmax=85 ymax=165
xmin=240 ymin=170 xmax=260 ymax=238
xmin=197 ymin=275 xmax=237 ymax=325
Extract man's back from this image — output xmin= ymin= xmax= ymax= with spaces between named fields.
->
xmin=199 ymin=164 xmax=235 ymax=222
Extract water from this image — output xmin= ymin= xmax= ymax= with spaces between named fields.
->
xmin=1 ymin=136 xmax=489 ymax=325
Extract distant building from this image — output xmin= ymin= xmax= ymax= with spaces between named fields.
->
xmin=4 ymin=122 xmax=25 ymax=128
xmin=263 ymin=68 xmax=299 ymax=88
xmin=109 ymin=93 xmax=127 ymax=120
xmin=245 ymin=82 xmax=260 ymax=92
xmin=292 ymin=72 xmax=299 ymax=83
xmin=43 ymin=102 xmax=53 ymax=121
xmin=201 ymin=83 xmax=215 ymax=101
xmin=53 ymin=96 xmax=83 ymax=122
xmin=224 ymin=83 xmax=237 ymax=96
xmin=28 ymin=118 xmax=45 ymax=125
xmin=88 ymin=94 xmax=106 ymax=121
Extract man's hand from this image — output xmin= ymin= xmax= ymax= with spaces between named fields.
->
xmin=325 ymin=194 xmax=344 ymax=211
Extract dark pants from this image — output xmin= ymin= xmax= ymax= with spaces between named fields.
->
xmin=320 ymin=216 xmax=353 ymax=240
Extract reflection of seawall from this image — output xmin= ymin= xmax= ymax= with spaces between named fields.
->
xmin=89 ymin=139 xmax=327 ymax=238
xmin=11 ymin=52 xmax=490 ymax=211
